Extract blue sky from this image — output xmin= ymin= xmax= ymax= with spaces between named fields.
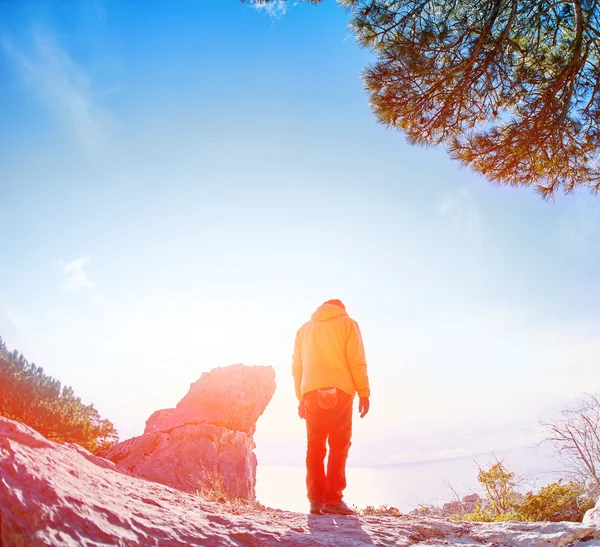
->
xmin=1 ymin=0 xmax=600 ymax=472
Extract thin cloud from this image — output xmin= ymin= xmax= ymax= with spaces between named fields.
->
xmin=248 ymin=0 xmax=288 ymax=17
xmin=92 ymin=0 xmax=107 ymax=20
xmin=1 ymin=303 xmax=30 ymax=332
xmin=2 ymin=28 xmax=110 ymax=152
xmin=437 ymin=188 xmax=484 ymax=246
xmin=59 ymin=257 xmax=96 ymax=291
xmin=558 ymin=198 xmax=600 ymax=252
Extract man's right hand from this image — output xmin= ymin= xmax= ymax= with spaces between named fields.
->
xmin=358 ymin=397 xmax=370 ymax=418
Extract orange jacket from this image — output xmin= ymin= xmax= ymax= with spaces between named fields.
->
xmin=292 ymin=303 xmax=370 ymax=401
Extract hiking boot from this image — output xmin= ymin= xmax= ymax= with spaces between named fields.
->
xmin=321 ymin=500 xmax=354 ymax=515
xmin=309 ymin=500 xmax=323 ymax=515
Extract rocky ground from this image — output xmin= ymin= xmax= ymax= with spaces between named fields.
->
xmin=3 ymin=416 xmax=600 ymax=547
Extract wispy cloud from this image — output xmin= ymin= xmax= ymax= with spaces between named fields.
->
xmin=59 ymin=257 xmax=96 ymax=291
xmin=437 ymin=188 xmax=484 ymax=246
xmin=0 ymin=303 xmax=30 ymax=332
xmin=558 ymin=198 xmax=600 ymax=252
xmin=2 ymin=27 xmax=110 ymax=152
xmin=248 ymin=0 xmax=288 ymax=17
xmin=92 ymin=0 xmax=107 ymax=21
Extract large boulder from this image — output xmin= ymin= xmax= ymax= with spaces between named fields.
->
xmin=145 ymin=364 xmax=277 ymax=435
xmin=103 ymin=364 xmax=276 ymax=500
xmin=1 ymin=416 xmax=598 ymax=547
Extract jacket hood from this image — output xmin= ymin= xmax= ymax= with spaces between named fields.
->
xmin=311 ymin=303 xmax=348 ymax=321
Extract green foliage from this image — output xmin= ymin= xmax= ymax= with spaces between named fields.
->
xmin=457 ymin=461 xmax=593 ymax=523
xmin=0 ymin=336 xmax=118 ymax=454
xmin=518 ymin=480 xmax=594 ymax=522
xmin=477 ymin=461 xmax=521 ymax=517
xmin=454 ymin=501 xmax=519 ymax=522
xmin=244 ymin=0 xmax=600 ymax=196
xmin=346 ymin=0 xmax=600 ymax=196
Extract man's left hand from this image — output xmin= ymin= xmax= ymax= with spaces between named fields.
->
xmin=358 ymin=397 xmax=370 ymax=418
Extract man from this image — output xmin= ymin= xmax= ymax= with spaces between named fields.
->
xmin=292 ymin=299 xmax=370 ymax=516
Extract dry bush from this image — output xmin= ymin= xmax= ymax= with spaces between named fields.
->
xmin=195 ymin=466 xmax=268 ymax=514
xmin=542 ymin=393 xmax=600 ymax=494
xmin=196 ymin=466 xmax=231 ymax=503
xmin=356 ymin=504 xmax=402 ymax=516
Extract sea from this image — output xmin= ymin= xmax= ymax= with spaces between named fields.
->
xmin=255 ymin=445 xmax=565 ymax=513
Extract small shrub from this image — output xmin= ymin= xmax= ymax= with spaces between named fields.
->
xmin=452 ymin=501 xmax=494 ymax=522
xmin=477 ymin=461 xmax=521 ymax=517
xmin=453 ymin=500 xmax=522 ymax=522
xmin=196 ymin=467 xmax=231 ymax=503
xmin=517 ymin=480 xmax=594 ymax=522
xmin=358 ymin=504 xmax=401 ymax=516
xmin=195 ymin=467 xmax=268 ymax=514
xmin=449 ymin=460 xmax=596 ymax=523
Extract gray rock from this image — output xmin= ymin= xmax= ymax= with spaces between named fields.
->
xmin=442 ymin=500 xmax=465 ymax=514
xmin=462 ymin=493 xmax=481 ymax=504
xmin=583 ymin=495 xmax=600 ymax=538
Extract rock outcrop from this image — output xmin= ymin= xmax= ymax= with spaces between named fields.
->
xmin=103 ymin=364 xmax=276 ymax=500
xmin=583 ymin=496 xmax=600 ymax=539
xmin=411 ymin=493 xmax=483 ymax=519
xmin=144 ymin=365 xmax=276 ymax=436
xmin=2 ymin=416 xmax=600 ymax=547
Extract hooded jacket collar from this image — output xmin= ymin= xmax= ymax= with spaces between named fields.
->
xmin=311 ymin=303 xmax=348 ymax=321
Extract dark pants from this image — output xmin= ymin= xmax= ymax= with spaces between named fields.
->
xmin=304 ymin=388 xmax=353 ymax=505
